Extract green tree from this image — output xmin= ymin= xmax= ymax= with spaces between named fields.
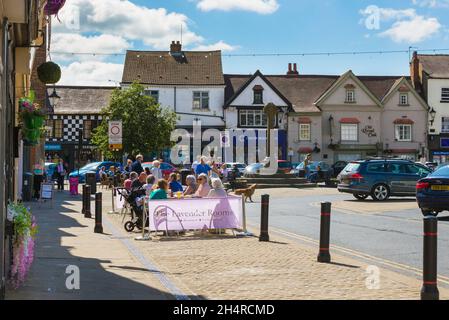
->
xmin=92 ymin=82 xmax=178 ymax=159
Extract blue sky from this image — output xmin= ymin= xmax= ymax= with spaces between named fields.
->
xmin=51 ymin=0 xmax=449 ymax=85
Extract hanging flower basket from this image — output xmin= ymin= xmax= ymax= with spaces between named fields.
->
xmin=7 ymin=203 xmax=38 ymax=289
xmin=44 ymin=0 xmax=66 ymax=16
xmin=37 ymin=61 xmax=61 ymax=84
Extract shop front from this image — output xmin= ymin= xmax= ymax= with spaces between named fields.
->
xmin=428 ymin=134 xmax=449 ymax=163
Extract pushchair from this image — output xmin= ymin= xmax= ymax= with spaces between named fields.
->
xmin=120 ymin=187 xmax=148 ymax=232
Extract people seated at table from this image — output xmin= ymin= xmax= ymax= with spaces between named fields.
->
xmin=108 ymin=166 xmax=116 ymax=177
xmin=124 ymin=159 xmax=133 ymax=173
xmin=150 ymin=179 xmax=168 ymax=200
xmin=99 ymin=166 xmax=107 ymax=177
xmin=125 ymin=172 xmax=138 ymax=191
xmin=183 ymin=175 xmax=198 ymax=196
xmin=220 ymin=163 xmax=229 ymax=182
xmin=194 ymin=173 xmax=211 ymax=198
xmin=132 ymin=172 xmax=147 ymax=190
xmin=207 ymin=178 xmax=228 ymax=198
xmin=169 ymin=172 xmax=183 ymax=194
xmin=144 ymin=166 xmax=151 ymax=176
xmin=143 ymin=175 xmax=156 ymax=195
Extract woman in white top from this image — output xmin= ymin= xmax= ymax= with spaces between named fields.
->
xmin=151 ymin=160 xmax=163 ymax=180
xmin=207 ymin=178 xmax=228 ymax=198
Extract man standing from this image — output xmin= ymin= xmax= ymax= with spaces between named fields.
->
xmin=151 ymin=160 xmax=163 ymax=180
xmin=195 ymin=156 xmax=211 ymax=177
xmin=131 ymin=154 xmax=144 ymax=175
xmin=56 ymin=159 xmax=66 ymax=191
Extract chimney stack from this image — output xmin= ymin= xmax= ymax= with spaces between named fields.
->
xmin=170 ymin=40 xmax=182 ymax=53
xmin=287 ymin=63 xmax=299 ymax=76
xmin=410 ymin=51 xmax=421 ymax=92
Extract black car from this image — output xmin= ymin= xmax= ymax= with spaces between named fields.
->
xmin=337 ymin=159 xmax=432 ymax=201
xmin=417 ymin=165 xmax=449 ymax=216
xmin=331 ymin=161 xmax=348 ymax=178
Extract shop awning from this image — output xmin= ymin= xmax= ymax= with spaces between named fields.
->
xmin=298 ymin=147 xmax=313 ymax=153
xmin=394 ymin=118 xmax=414 ymax=125
xmin=298 ymin=117 xmax=312 ymax=124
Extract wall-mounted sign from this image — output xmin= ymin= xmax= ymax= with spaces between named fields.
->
xmin=109 ymin=121 xmax=122 ymax=150
xmin=441 ymin=138 xmax=449 ymax=148
xmin=362 ymin=125 xmax=377 ymax=137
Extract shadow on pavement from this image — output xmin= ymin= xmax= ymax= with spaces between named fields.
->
xmin=6 ymin=190 xmax=201 ymax=300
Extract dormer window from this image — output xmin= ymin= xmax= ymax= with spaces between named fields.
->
xmin=253 ymin=85 xmax=264 ymax=104
xmin=344 ymin=84 xmax=356 ymax=103
xmin=399 ymin=93 xmax=409 ymax=106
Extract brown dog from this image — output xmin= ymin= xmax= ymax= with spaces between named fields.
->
xmin=234 ymin=184 xmax=257 ymax=202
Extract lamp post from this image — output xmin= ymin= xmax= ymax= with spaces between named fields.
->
xmin=48 ymin=86 xmax=60 ymax=114
xmin=429 ymin=108 xmax=436 ymax=127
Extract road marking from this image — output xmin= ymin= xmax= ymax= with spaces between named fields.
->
xmin=102 ymin=217 xmax=190 ymax=300
xmin=248 ymin=223 xmax=449 ymax=286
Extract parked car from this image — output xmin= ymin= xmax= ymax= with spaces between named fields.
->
xmin=243 ymin=163 xmax=265 ymax=177
xmin=277 ymin=160 xmax=293 ymax=174
xmin=337 ymin=159 xmax=432 ymax=201
xmin=293 ymin=161 xmax=331 ymax=177
xmin=142 ymin=162 xmax=178 ymax=179
xmin=331 ymin=161 xmax=348 ymax=178
xmin=417 ymin=165 xmax=449 ymax=216
xmin=68 ymin=161 xmax=122 ymax=183
xmin=224 ymin=163 xmax=246 ymax=175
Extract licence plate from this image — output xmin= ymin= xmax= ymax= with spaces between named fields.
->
xmin=431 ymin=185 xmax=449 ymax=191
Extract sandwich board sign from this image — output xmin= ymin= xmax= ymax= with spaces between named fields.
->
xmin=109 ymin=121 xmax=123 ymax=150
xmin=40 ymin=182 xmax=54 ymax=208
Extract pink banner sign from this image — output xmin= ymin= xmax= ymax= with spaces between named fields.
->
xmin=147 ymin=196 xmax=243 ymax=232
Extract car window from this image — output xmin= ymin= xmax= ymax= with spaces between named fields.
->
xmin=367 ymin=163 xmax=385 ymax=173
xmin=160 ymin=163 xmax=170 ymax=170
xmin=278 ymin=162 xmax=292 ymax=168
xmin=342 ymin=163 xmax=360 ymax=173
xmin=320 ymin=163 xmax=330 ymax=170
xmin=386 ymin=163 xmax=406 ymax=174
xmin=431 ymin=166 xmax=449 ymax=177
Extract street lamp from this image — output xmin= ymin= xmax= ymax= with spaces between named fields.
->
xmin=48 ymin=87 xmax=61 ymax=112
xmin=429 ymin=108 xmax=437 ymax=126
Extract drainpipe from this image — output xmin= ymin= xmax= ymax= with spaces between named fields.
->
xmin=0 ymin=17 xmax=10 ymax=301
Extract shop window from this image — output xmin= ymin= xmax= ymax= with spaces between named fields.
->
xmin=54 ymin=120 xmax=63 ymax=139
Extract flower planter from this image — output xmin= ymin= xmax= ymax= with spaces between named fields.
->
xmin=22 ymin=113 xmax=45 ymax=129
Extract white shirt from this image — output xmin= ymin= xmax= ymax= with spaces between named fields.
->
xmin=151 ymin=167 xmax=162 ymax=180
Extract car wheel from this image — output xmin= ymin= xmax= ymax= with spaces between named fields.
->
xmin=371 ymin=184 xmax=390 ymax=201
xmin=354 ymin=194 xmax=369 ymax=200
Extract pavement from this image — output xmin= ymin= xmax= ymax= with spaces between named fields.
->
xmin=6 ymin=185 xmax=449 ymax=300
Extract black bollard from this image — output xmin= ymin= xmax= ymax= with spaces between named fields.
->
xmin=84 ymin=185 xmax=92 ymax=218
xmin=421 ymin=215 xmax=439 ymax=300
xmin=94 ymin=192 xmax=103 ymax=234
xmin=317 ymin=202 xmax=332 ymax=263
xmin=259 ymin=194 xmax=270 ymax=242
xmin=81 ymin=184 xmax=87 ymax=214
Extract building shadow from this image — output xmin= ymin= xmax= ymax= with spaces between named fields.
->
xmin=6 ymin=191 xmax=201 ymax=300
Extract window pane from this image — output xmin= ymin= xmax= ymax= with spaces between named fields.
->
xmin=341 ymin=124 xmax=357 ymax=141
xmin=201 ymin=96 xmax=209 ymax=109
xmin=442 ymin=88 xmax=449 ymax=102
xmin=247 ymin=111 xmax=255 ymax=126
xmin=442 ymin=117 xmax=449 ymax=133
xmin=240 ymin=111 xmax=247 ymax=126
xmin=255 ymin=112 xmax=262 ymax=126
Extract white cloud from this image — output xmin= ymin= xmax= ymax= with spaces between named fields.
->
xmin=380 ymin=15 xmax=441 ymax=43
xmin=51 ymin=33 xmax=131 ymax=61
xmin=59 ymin=61 xmax=124 ymax=86
xmin=360 ymin=6 xmax=442 ymax=43
xmin=412 ymin=0 xmax=449 ymax=8
xmin=196 ymin=0 xmax=279 ymax=14
xmin=53 ymin=0 xmax=203 ymax=49
xmin=191 ymin=40 xmax=239 ymax=51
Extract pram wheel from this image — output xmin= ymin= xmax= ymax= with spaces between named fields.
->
xmin=124 ymin=221 xmax=135 ymax=232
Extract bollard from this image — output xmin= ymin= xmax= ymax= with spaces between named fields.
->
xmin=259 ymin=194 xmax=270 ymax=242
xmin=81 ymin=184 xmax=87 ymax=214
xmin=94 ymin=192 xmax=103 ymax=234
xmin=317 ymin=202 xmax=332 ymax=263
xmin=84 ymin=185 xmax=92 ymax=218
xmin=421 ymin=215 xmax=439 ymax=300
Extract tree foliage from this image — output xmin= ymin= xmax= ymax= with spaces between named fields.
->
xmin=92 ymin=83 xmax=178 ymax=159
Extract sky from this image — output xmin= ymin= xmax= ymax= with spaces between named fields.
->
xmin=51 ymin=0 xmax=449 ymax=86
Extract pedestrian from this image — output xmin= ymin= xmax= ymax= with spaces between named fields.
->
xmin=33 ymin=162 xmax=44 ymax=199
xmin=207 ymin=178 xmax=228 ymax=198
xmin=194 ymin=173 xmax=211 ymax=198
xmin=168 ymin=172 xmax=183 ymax=194
xmin=131 ymin=154 xmax=144 ymax=175
xmin=56 ymin=159 xmax=66 ymax=191
xmin=220 ymin=163 xmax=229 ymax=182
xmin=183 ymin=175 xmax=198 ymax=196
xmin=151 ymin=160 xmax=163 ymax=180
xmin=124 ymin=159 xmax=133 ymax=173
xmin=150 ymin=179 xmax=169 ymax=200
xmin=195 ymin=156 xmax=211 ymax=177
